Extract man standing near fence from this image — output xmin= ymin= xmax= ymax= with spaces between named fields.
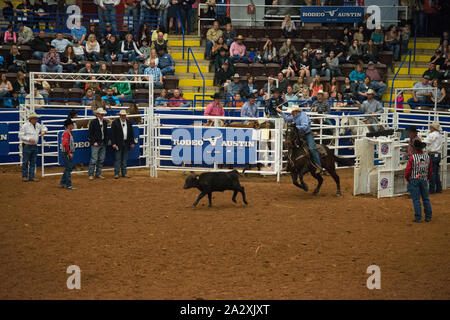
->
xmin=423 ymin=121 xmax=443 ymax=194
xmin=60 ymin=119 xmax=76 ymax=190
xmin=19 ymin=112 xmax=47 ymax=182
xmin=111 ymin=110 xmax=135 ymax=179
xmin=96 ymin=0 xmax=119 ymax=34
xmin=88 ymin=108 xmax=108 ymax=180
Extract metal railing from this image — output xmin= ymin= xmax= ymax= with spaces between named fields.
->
xmin=187 ymin=47 xmax=205 ymax=108
xmin=389 ymin=49 xmax=412 ymax=108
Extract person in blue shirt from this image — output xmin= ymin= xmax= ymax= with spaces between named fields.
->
xmin=276 ymin=105 xmax=322 ymax=173
xmin=71 ymin=21 xmax=87 ymax=44
xmin=157 ymin=47 xmax=175 ymax=76
xmin=102 ymin=88 xmax=121 ymax=108
xmin=241 ymin=94 xmax=259 ymax=122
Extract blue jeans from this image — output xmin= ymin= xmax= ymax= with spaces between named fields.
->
xmin=370 ymin=81 xmax=387 ymax=99
xmin=104 ymin=53 xmax=123 ymax=62
xmin=408 ymin=178 xmax=432 ymax=221
xmin=123 ymin=51 xmax=137 ymax=62
xmin=205 ymin=40 xmax=214 ymax=58
xmin=387 ymin=42 xmax=400 ymax=61
xmin=429 ymin=154 xmax=442 ymax=193
xmin=60 ymin=152 xmax=73 ymax=187
xmin=183 ymin=8 xmax=194 ymax=34
xmin=22 ymin=144 xmax=37 ymax=180
xmin=124 ymin=5 xmax=139 ymax=31
xmin=407 ymin=96 xmax=428 ymax=109
xmin=86 ymin=51 xmax=101 ymax=61
xmin=159 ymin=8 xmax=169 ymax=30
xmin=41 ymin=64 xmax=63 ymax=73
xmin=114 ymin=148 xmax=129 ymax=176
xmin=88 ymin=144 xmax=106 ymax=177
xmin=311 ymin=68 xmax=331 ymax=78
xmin=33 ymin=51 xmax=45 ymax=60
xmin=160 ymin=66 xmax=175 ymax=75
xmin=103 ymin=4 xmax=117 ymax=33
xmin=305 ymin=131 xmax=321 ymax=168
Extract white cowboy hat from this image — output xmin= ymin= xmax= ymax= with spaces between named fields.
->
xmin=317 ymin=89 xmax=325 ymax=95
xmin=118 ymin=109 xmax=128 ymax=115
xmin=366 ymin=89 xmax=375 ymax=95
xmin=95 ymin=108 xmax=107 ymax=114
xmin=233 ymin=73 xmax=240 ymax=78
xmin=286 ymin=106 xmax=301 ymax=113
xmin=27 ymin=112 xmax=39 ymax=119
xmin=430 ymin=121 xmax=442 ymax=131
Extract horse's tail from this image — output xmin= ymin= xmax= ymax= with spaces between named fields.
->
xmin=333 ymin=155 xmax=355 ymax=167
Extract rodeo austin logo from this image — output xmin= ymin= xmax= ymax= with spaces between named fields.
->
xmin=380 ymin=143 xmax=389 ymax=155
xmin=171 ymin=123 xmax=257 ymax=165
xmin=380 ymin=178 xmax=389 ymax=189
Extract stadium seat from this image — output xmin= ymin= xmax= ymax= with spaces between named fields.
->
xmin=17 ymin=45 xmax=32 ymax=60
xmin=234 ymin=63 xmax=248 ymax=76
xmin=255 ymin=76 xmax=268 ymax=89
xmin=163 ymin=75 xmax=179 ymax=90
xmin=251 ymin=27 xmax=266 ymax=40
xmin=133 ymin=89 xmax=149 ymax=100
xmin=378 ymin=51 xmax=394 ymax=67
xmin=26 ymin=60 xmax=42 ymax=72
xmin=265 ymin=63 xmax=281 ymax=77
xmin=249 ymin=63 xmax=266 ymax=77
xmin=267 ymin=27 xmax=282 ymax=40
xmin=68 ymin=88 xmax=84 ymax=100
xmin=110 ymin=62 xmax=130 ymax=74
xmin=313 ymin=27 xmax=328 ymax=40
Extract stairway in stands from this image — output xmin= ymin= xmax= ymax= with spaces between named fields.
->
xmin=383 ymin=37 xmax=441 ymax=103
xmin=168 ymin=35 xmax=218 ymax=104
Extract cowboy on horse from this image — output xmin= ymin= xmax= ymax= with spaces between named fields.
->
xmin=276 ymin=105 xmax=322 ymax=174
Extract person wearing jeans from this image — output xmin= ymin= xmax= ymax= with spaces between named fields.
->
xmin=19 ymin=112 xmax=47 ymax=182
xmin=423 ymin=122 xmax=443 ymax=194
xmin=98 ymin=0 xmax=118 ymax=33
xmin=405 ymin=140 xmax=433 ymax=223
xmin=41 ymin=47 xmax=63 ymax=73
xmin=111 ymin=110 xmax=135 ymax=179
xmin=124 ymin=0 xmax=139 ymax=31
xmin=88 ymin=108 xmax=109 ymax=179
xmin=60 ymin=119 xmax=76 ymax=189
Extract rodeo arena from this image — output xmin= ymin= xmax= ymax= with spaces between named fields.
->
xmin=0 ymin=0 xmax=450 ymax=303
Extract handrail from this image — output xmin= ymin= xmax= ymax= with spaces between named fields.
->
xmin=187 ymin=47 xmax=205 ymax=109
xmin=176 ymin=11 xmax=185 ymax=60
xmin=413 ymin=24 xmax=417 ymax=62
xmin=389 ymin=49 xmax=411 ymax=108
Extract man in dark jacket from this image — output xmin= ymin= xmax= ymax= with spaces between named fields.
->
xmin=111 ymin=109 xmax=135 ymax=179
xmin=311 ymin=50 xmax=331 ymax=78
xmin=30 ymin=29 xmax=51 ymax=60
xmin=88 ymin=107 xmax=109 ymax=180
xmin=104 ymin=35 xmax=123 ymax=62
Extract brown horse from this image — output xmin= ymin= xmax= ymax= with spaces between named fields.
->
xmin=285 ymin=123 xmax=350 ymax=196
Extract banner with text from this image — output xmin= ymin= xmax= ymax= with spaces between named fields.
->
xmin=300 ymin=6 xmax=364 ymax=23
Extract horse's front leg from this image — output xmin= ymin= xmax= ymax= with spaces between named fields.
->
xmin=291 ymin=172 xmax=307 ymax=192
xmin=310 ymin=170 xmax=323 ymax=195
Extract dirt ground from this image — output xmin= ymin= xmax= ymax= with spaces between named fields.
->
xmin=0 ymin=166 xmax=449 ymax=300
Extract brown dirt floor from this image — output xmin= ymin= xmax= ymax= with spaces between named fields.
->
xmin=0 ymin=166 xmax=449 ymax=300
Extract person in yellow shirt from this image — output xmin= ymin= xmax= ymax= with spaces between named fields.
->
xmin=205 ymin=20 xmax=223 ymax=59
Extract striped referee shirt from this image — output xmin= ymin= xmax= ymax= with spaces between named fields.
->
xmin=405 ymin=152 xmax=432 ymax=182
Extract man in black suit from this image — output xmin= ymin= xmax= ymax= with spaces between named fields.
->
xmin=111 ymin=109 xmax=135 ymax=179
xmin=88 ymin=108 xmax=109 ymax=180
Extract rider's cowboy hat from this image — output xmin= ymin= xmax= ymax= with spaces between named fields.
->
xmin=286 ymin=106 xmax=302 ymax=114
xmin=28 ymin=112 xmax=39 ymax=119
xmin=236 ymin=35 xmax=244 ymax=40
xmin=118 ymin=109 xmax=128 ymax=116
xmin=366 ymin=89 xmax=376 ymax=95
xmin=430 ymin=121 xmax=442 ymax=131
xmin=94 ymin=108 xmax=107 ymax=114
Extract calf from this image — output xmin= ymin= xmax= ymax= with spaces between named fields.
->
xmin=184 ymin=170 xmax=248 ymax=207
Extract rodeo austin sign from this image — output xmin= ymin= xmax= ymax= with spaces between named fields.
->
xmin=300 ymin=6 xmax=364 ymax=23
xmin=171 ymin=125 xmax=257 ymax=165
xmin=0 ymin=123 xmax=8 ymax=156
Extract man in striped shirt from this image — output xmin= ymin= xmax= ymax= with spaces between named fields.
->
xmin=144 ymin=59 xmax=163 ymax=89
xmin=405 ymin=140 xmax=433 ymax=223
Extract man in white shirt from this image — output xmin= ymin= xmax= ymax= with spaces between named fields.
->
xmin=424 ymin=121 xmax=443 ymax=193
xmin=18 ymin=112 xmax=47 ymax=182
xmin=111 ymin=109 xmax=135 ymax=179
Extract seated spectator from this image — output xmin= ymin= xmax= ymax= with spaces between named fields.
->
xmin=363 ymin=39 xmax=378 ymax=63
xmin=71 ymin=20 xmax=87 ymax=44
xmin=17 ymin=23 xmax=33 ymax=45
xmin=82 ymin=88 xmax=96 ymax=106
xmin=6 ymin=45 xmax=25 ymax=72
xmin=75 ymin=62 xmax=95 ymax=88
xmin=311 ymin=50 xmax=330 ymax=78
xmin=144 ymin=59 xmax=163 ymax=89
xmin=211 ymin=37 xmax=228 ymax=60
xmin=326 ymin=50 xmax=341 ymax=77
xmin=25 ymin=87 xmax=44 ymax=108
xmin=102 ymin=23 xmax=116 ymax=44
xmin=353 ymin=25 xmax=366 ymax=47
xmin=215 ymin=60 xmax=233 ymax=87
xmin=152 ymin=32 xmax=169 ymax=53
xmin=422 ymin=63 xmax=440 ymax=81
xmin=222 ymin=23 xmax=236 ymax=47
xmin=0 ymin=73 xmax=13 ymax=107
xmin=122 ymin=33 xmax=146 ymax=62
xmin=155 ymin=89 xmax=169 ymax=108
xmin=215 ymin=47 xmax=234 ymax=73
xmin=311 ymin=90 xmax=331 ymax=114
xmin=356 ymin=76 xmax=372 ymax=102
xmin=430 ymin=79 xmax=446 ymax=106
xmin=371 ymin=26 xmax=384 ymax=54
xmin=87 ymin=22 xmax=103 ymax=44
xmin=97 ymin=63 xmax=111 ymax=89
xmin=226 ymin=73 xmax=244 ymax=98
xmin=340 ymin=76 xmax=357 ymax=101
xmin=85 ymin=76 xmax=102 ymax=94
xmin=365 ymin=61 xmax=387 ymax=99
xmin=277 ymin=72 xmax=289 ymax=94
xmin=168 ymin=89 xmax=191 ymax=108
xmin=281 ymin=51 xmax=299 ymax=78
xmin=128 ymin=61 xmax=143 ymax=88
xmin=102 ymin=88 xmax=121 ymax=108
xmin=111 ymin=76 xmax=133 ymax=101
xmin=118 ymin=23 xmax=130 ymax=42
xmin=309 ymin=74 xmax=324 ymax=99
xmin=303 ymin=42 xmax=316 ymax=58
xmin=326 ymin=77 xmax=338 ymax=100
xmin=407 ymin=76 xmax=433 ymax=109
xmin=284 ymin=85 xmax=298 ymax=109
xmin=298 ymin=48 xmax=311 ymax=78
xmin=262 ymin=39 xmax=277 ymax=64
xmin=157 ymin=48 xmax=175 ymax=76
xmin=104 ymin=35 xmax=123 ymax=62
xmin=204 ymin=93 xmax=225 ymax=123
xmin=262 ymin=75 xmax=276 ymax=97
xmin=85 ymin=34 xmax=101 ymax=62
xmin=41 ymin=46 xmax=63 ymax=73
xmin=229 ymin=35 xmax=247 ymax=63
xmin=347 ymin=39 xmax=363 ymax=64
xmin=73 ymin=40 xmax=86 ymax=61
xmin=441 ymin=58 xmax=450 ymax=79
xmin=13 ymin=71 xmax=29 ymax=104
xmin=3 ymin=24 xmax=16 ymax=44
xmin=60 ymin=45 xmax=76 ymax=73
xmin=279 ymin=38 xmax=298 ymax=59
xmin=233 ymin=93 xmax=244 ymax=109
xmin=139 ymin=39 xmax=151 ymax=60
xmin=151 ymin=25 xmax=168 ymax=42
xmin=281 ymin=14 xmax=296 ymax=38
xmin=205 ymin=20 xmax=223 ymax=60
xmin=429 ymin=49 xmax=445 ymax=70
xmin=136 ymin=23 xmax=151 ymax=46
xmin=384 ymin=25 xmax=401 ymax=62
xmin=51 ymin=33 xmax=72 ymax=54
xmin=340 ymin=27 xmax=352 ymax=49
xmin=30 ymin=30 xmax=50 ymax=60
xmin=325 ymin=38 xmax=345 ymax=64
xmin=242 ymin=75 xmax=258 ymax=99
xmin=349 ymin=64 xmax=365 ymax=86
xmin=293 ymin=76 xmax=308 ymax=96
xmin=241 ymin=93 xmax=259 ymax=120
xmin=334 ymin=92 xmax=348 ymax=110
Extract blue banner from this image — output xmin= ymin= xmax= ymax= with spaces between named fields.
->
xmin=57 ymin=127 xmax=140 ymax=166
xmin=0 ymin=123 xmax=8 ymax=156
xmin=171 ymin=127 xmax=257 ymax=165
xmin=300 ymin=6 xmax=364 ymax=23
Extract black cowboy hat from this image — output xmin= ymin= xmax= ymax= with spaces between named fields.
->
xmin=64 ymin=119 xmax=74 ymax=127
xmin=413 ymin=139 xmax=426 ymax=150
xmin=406 ymin=125 xmax=417 ymax=133
xmin=211 ymin=93 xmax=222 ymax=100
